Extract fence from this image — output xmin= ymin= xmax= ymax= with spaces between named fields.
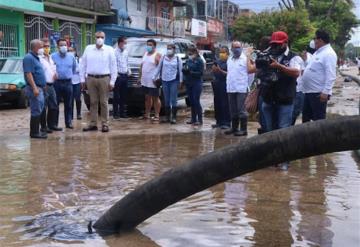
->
xmin=0 ymin=23 xmax=19 ymax=57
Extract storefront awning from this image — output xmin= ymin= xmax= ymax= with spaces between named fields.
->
xmin=0 ymin=0 xmax=44 ymax=12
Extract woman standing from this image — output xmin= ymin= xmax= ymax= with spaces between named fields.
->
xmin=211 ymin=46 xmax=230 ymax=129
xmin=153 ymin=43 xmax=183 ymax=124
xmin=183 ymin=47 xmax=204 ymax=126
xmin=69 ymin=47 xmax=82 ymax=120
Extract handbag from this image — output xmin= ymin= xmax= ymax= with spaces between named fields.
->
xmin=245 ymin=86 xmax=260 ymax=113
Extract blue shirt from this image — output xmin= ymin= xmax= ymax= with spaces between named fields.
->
xmin=51 ymin=52 xmax=76 ymax=80
xmin=23 ymin=52 xmax=46 ymax=87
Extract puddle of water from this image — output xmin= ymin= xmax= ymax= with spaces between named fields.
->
xmin=0 ymin=132 xmax=359 ymax=247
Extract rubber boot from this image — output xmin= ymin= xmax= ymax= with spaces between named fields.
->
xmin=48 ymin=110 xmax=62 ymax=131
xmin=170 ymin=107 xmax=177 ymax=124
xmin=225 ymin=118 xmax=239 ymax=135
xmin=40 ymin=109 xmax=52 ymax=134
xmin=30 ymin=116 xmax=47 ymax=139
xmin=161 ymin=107 xmax=171 ymax=123
xmin=186 ymin=108 xmax=196 ymax=124
xmin=76 ymin=100 xmax=82 ymax=119
xmin=234 ymin=117 xmax=248 ymax=136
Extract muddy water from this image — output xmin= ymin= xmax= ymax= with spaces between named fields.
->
xmin=0 ymin=132 xmax=359 ymax=247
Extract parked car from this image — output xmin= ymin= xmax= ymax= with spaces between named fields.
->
xmin=0 ymin=57 xmax=27 ymax=108
xmin=84 ymin=37 xmax=194 ymax=112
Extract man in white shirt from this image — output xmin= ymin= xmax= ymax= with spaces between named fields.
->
xmin=114 ymin=36 xmax=130 ymax=119
xmin=39 ymin=38 xmax=62 ymax=132
xmin=356 ymin=57 xmax=360 ymax=75
xmin=301 ymin=30 xmax=337 ymax=122
xmin=80 ymin=31 xmax=117 ymax=132
xmin=224 ymin=41 xmax=255 ymax=136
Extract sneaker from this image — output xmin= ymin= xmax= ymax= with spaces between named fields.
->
xmin=211 ymin=123 xmax=220 ymax=128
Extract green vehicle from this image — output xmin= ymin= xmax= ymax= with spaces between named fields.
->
xmin=0 ymin=57 xmax=27 ymax=108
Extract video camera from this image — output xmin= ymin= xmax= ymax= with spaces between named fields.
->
xmin=253 ymin=50 xmax=280 ymax=85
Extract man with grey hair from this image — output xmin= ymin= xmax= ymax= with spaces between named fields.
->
xmin=80 ymin=31 xmax=117 ymax=132
xmin=23 ymin=39 xmax=47 ymax=138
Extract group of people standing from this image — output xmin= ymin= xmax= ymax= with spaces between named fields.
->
xmin=24 ymin=29 xmax=337 ymax=154
xmin=23 ymin=38 xmax=82 ymax=138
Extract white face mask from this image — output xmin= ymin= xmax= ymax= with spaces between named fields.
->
xmin=37 ymin=48 xmax=44 ymax=56
xmin=96 ymin=38 xmax=104 ymax=46
xmin=167 ymin=49 xmax=174 ymax=56
xmin=59 ymin=46 xmax=67 ymax=54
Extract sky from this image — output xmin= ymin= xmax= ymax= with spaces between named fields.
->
xmin=232 ymin=0 xmax=360 ymax=46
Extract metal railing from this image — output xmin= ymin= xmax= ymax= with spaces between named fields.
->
xmin=146 ymin=17 xmax=185 ymax=37
xmin=0 ymin=23 xmax=19 ymax=58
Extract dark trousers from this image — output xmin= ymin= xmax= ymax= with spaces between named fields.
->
xmin=258 ymin=95 xmax=266 ymax=130
xmin=302 ymin=93 xmax=327 ymax=123
xmin=292 ymin=92 xmax=304 ymax=125
xmin=212 ymin=80 xmax=230 ymax=126
xmin=228 ymin=92 xmax=248 ymax=119
xmin=71 ymin=83 xmax=81 ymax=118
xmin=113 ymin=74 xmax=128 ymax=117
xmin=186 ymin=82 xmax=203 ymax=123
xmin=54 ymin=79 xmax=73 ymax=126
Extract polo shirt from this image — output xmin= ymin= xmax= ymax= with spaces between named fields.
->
xmin=23 ymin=52 xmax=46 ymax=87
xmin=51 ymin=52 xmax=76 ymax=80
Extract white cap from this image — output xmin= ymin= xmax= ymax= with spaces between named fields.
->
xmin=309 ymin=40 xmax=315 ymax=49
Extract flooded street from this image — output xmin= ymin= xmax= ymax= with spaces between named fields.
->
xmin=0 ymin=70 xmax=360 ymax=247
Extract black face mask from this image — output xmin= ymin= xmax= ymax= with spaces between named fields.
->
xmin=270 ymin=44 xmax=286 ymax=56
xmin=306 ymin=47 xmax=316 ymax=55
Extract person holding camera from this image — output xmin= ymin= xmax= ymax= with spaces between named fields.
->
xmin=183 ymin=47 xmax=204 ymax=126
xmin=301 ymin=30 xmax=337 ymax=122
xmin=224 ymin=41 xmax=255 ymax=136
xmin=260 ymin=31 xmax=302 ymax=170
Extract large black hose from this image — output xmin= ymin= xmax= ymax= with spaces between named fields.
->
xmin=94 ymin=116 xmax=360 ymax=235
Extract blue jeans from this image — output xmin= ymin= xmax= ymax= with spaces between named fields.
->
xmin=302 ymin=93 xmax=327 ymax=122
xmin=113 ymin=74 xmax=128 ymax=116
xmin=71 ymin=83 xmax=81 ymax=118
xmin=25 ymin=85 xmax=45 ymax=117
xmin=212 ymin=80 xmax=230 ymax=126
xmin=54 ymin=79 xmax=73 ymax=126
xmin=258 ymin=95 xmax=266 ymax=130
xmin=262 ymin=101 xmax=294 ymax=132
xmin=186 ymin=81 xmax=203 ymax=123
xmin=162 ymin=79 xmax=179 ymax=108
xmin=46 ymin=84 xmax=58 ymax=111
xmin=292 ymin=92 xmax=304 ymax=125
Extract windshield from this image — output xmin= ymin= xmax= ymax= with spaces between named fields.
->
xmin=0 ymin=59 xmax=23 ymax=74
xmin=127 ymin=41 xmax=167 ymax=58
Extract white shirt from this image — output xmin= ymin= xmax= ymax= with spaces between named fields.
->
xmin=296 ymin=53 xmax=313 ymax=92
xmin=72 ymin=57 xmax=80 ymax=85
xmin=115 ymin=47 xmax=130 ymax=74
xmin=356 ymin=57 xmax=360 ymax=68
xmin=39 ymin=55 xmax=56 ymax=83
xmin=141 ymin=52 xmax=159 ymax=88
xmin=302 ymin=44 xmax=337 ymax=95
xmin=80 ymin=44 xmax=117 ymax=86
xmin=226 ymin=53 xmax=251 ymax=93
xmin=154 ymin=55 xmax=183 ymax=82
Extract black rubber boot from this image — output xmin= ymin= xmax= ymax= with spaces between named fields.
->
xmin=48 ymin=110 xmax=62 ymax=131
xmin=30 ymin=116 xmax=47 ymax=139
xmin=161 ymin=107 xmax=171 ymax=123
xmin=170 ymin=107 xmax=177 ymax=124
xmin=40 ymin=109 xmax=52 ymax=134
xmin=234 ymin=117 xmax=248 ymax=136
xmin=225 ymin=118 xmax=239 ymax=135
xmin=76 ymin=100 xmax=82 ymax=119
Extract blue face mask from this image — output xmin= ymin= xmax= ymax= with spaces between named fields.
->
xmin=146 ymin=46 xmax=153 ymax=53
xmin=232 ymin=47 xmax=242 ymax=57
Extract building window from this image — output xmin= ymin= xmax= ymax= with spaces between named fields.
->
xmin=137 ymin=0 xmax=141 ymax=11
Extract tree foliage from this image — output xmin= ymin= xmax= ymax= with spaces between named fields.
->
xmin=232 ymin=0 xmax=359 ymax=52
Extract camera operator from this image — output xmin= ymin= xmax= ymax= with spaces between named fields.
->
xmin=259 ymin=31 xmax=302 ymax=170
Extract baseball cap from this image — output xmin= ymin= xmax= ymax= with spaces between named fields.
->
xmin=270 ymin=31 xmax=288 ymax=44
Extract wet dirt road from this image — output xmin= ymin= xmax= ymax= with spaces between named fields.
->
xmin=0 ymin=69 xmax=359 ymax=247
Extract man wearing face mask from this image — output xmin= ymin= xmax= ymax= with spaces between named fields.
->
xmin=23 ymin=39 xmax=47 ymax=138
xmin=39 ymin=38 xmax=61 ymax=133
xmin=260 ymin=31 xmax=302 ymax=170
xmin=225 ymin=41 xmax=256 ymax=136
xmin=80 ymin=31 xmax=117 ymax=132
xmin=139 ymin=39 xmax=162 ymax=121
xmin=114 ymin=36 xmax=131 ymax=119
xmin=52 ymin=38 xmax=76 ymax=129
xmin=153 ymin=43 xmax=183 ymax=124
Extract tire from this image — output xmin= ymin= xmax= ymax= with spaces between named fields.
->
xmin=16 ymin=89 xmax=28 ymax=109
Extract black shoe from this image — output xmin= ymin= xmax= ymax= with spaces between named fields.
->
xmin=186 ymin=120 xmax=195 ymax=124
xmin=101 ymin=125 xmax=109 ymax=133
xmin=212 ymin=124 xmax=220 ymax=128
xmin=120 ymin=113 xmax=128 ymax=119
xmin=40 ymin=127 xmax=53 ymax=134
xmin=83 ymin=126 xmax=98 ymax=132
xmin=77 ymin=115 xmax=82 ymax=120
xmin=49 ymin=126 xmax=63 ymax=131
xmin=113 ymin=115 xmax=120 ymax=120
xmin=220 ymin=125 xmax=230 ymax=130
xmin=193 ymin=121 xmax=202 ymax=126
xmin=225 ymin=118 xmax=239 ymax=135
xmin=234 ymin=130 xmax=248 ymax=136
xmin=235 ymin=117 xmax=247 ymax=136
xmin=66 ymin=124 xmax=74 ymax=129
